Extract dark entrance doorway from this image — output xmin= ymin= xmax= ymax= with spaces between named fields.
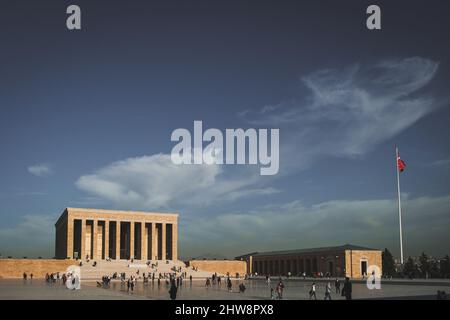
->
xmin=361 ymin=261 xmax=368 ymax=277
xmin=120 ymin=222 xmax=130 ymax=259
xmin=328 ymin=261 xmax=334 ymax=276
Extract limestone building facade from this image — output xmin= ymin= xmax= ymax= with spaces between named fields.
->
xmin=55 ymin=208 xmax=178 ymax=261
xmin=236 ymin=244 xmax=382 ymax=278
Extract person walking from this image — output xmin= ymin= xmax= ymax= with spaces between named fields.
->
xmin=342 ymin=277 xmax=352 ymax=300
xmin=309 ymin=282 xmax=317 ymax=300
xmin=276 ymin=280 xmax=285 ymax=299
xmin=127 ymin=278 xmax=131 ymax=292
xmin=324 ymin=282 xmax=332 ymax=300
xmin=335 ymin=278 xmax=340 ymax=294
xmin=227 ymin=277 xmax=232 ymax=292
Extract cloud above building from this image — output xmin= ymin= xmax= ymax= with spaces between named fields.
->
xmin=27 ymin=164 xmax=52 ymax=177
xmin=75 ymin=57 xmax=441 ymax=211
xmin=75 ymin=153 xmax=278 ymax=210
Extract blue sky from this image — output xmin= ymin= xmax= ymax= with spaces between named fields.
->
xmin=1 ymin=0 xmax=449 ymax=259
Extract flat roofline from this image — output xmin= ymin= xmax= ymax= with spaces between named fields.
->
xmin=239 ymin=244 xmax=380 ymax=258
xmin=55 ymin=207 xmax=179 ymax=227
xmin=65 ymin=207 xmax=179 ymax=217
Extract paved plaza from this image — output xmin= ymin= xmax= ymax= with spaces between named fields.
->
xmin=0 ymin=278 xmax=448 ymax=300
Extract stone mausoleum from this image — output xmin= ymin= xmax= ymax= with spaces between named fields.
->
xmin=55 ymin=208 xmax=178 ymax=261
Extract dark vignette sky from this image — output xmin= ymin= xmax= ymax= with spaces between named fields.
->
xmin=0 ymin=0 xmax=449 ymax=259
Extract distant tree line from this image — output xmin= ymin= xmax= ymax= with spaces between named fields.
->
xmin=382 ymin=248 xmax=450 ymax=279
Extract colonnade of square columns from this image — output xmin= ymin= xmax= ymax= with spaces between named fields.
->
xmin=56 ymin=208 xmax=179 ymax=261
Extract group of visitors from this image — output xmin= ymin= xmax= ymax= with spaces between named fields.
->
xmin=126 ymin=276 xmax=136 ymax=292
xmin=168 ymin=273 xmax=191 ymax=299
xmin=22 ymin=272 xmax=33 ymax=280
xmin=101 ymin=275 xmax=111 ymax=286
xmin=38 ymin=270 xmax=80 ymax=290
xmin=45 ymin=272 xmax=60 ymax=283
xmin=308 ymin=277 xmax=352 ymax=300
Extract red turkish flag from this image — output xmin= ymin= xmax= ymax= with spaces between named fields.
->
xmin=397 ymin=155 xmax=406 ymax=172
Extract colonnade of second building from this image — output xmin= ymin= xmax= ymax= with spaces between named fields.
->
xmin=252 ymin=256 xmax=342 ymax=277
xmin=67 ymin=218 xmax=177 ymax=261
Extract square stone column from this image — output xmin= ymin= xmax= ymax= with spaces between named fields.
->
xmin=104 ymin=221 xmax=109 ymax=259
xmin=130 ymin=221 xmax=135 ymax=260
xmin=151 ymin=223 xmax=157 ymax=260
xmin=161 ymin=223 xmax=166 ymax=261
xmin=67 ymin=218 xmax=74 ymax=259
xmin=115 ymin=221 xmax=121 ymax=260
xmin=80 ymin=219 xmax=86 ymax=260
xmin=141 ymin=222 xmax=147 ymax=261
xmin=92 ymin=220 xmax=98 ymax=260
xmin=172 ymin=223 xmax=178 ymax=261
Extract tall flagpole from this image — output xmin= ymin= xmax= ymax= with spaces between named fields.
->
xmin=396 ymin=146 xmax=404 ymax=264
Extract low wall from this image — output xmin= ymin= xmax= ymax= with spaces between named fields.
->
xmin=0 ymin=259 xmax=76 ymax=279
xmin=187 ymin=260 xmax=247 ymax=277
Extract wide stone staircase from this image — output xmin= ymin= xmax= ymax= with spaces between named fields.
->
xmin=78 ymin=259 xmax=213 ymax=280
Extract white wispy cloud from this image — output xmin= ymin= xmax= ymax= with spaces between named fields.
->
xmin=75 ymin=57 xmax=442 ymax=214
xmin=240 ymin=57 xmax=440 ymax=170
xmin=75 ymin=153 xmax=278 ymax=210
xmin=429 ymin=158 xmax=450 ymax=167
xmin=27 ymin=164 xmax=52 ymax=177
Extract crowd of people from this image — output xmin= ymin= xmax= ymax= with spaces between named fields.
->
xmin=22 ymin=256 xmax=362 ymax=300
xmin=22 ymin=270 xmax=81 ymax=290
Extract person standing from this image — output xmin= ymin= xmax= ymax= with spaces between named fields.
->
xmin=169 ymin=281 xmax=178 ymax=300
xmin=342 ymin=277 xmax=352 ymax=300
